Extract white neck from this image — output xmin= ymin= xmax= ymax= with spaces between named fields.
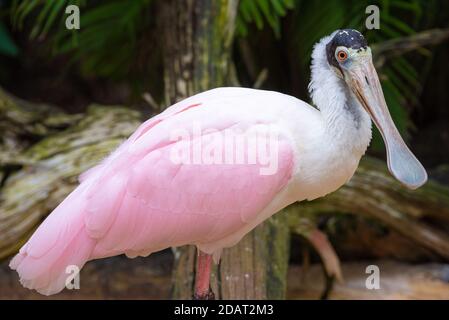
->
xmin=308 ymin=32 xmax=372 ymax=154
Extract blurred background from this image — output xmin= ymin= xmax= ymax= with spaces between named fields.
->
xmin=1 ymin=0 xmax=449 ymax=299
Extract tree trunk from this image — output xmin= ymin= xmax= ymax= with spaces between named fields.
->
xmin=157 ymin=0 xmax=291 ymax=299
xmin=158 ymin=0 xmax=237 ymax=106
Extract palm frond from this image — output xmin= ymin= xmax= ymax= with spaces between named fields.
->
xmin=10 ymin=0 xmax=152 ymax=79
xmin=0 ymin=21 xmax=18 ymax=57
xmin=236 ymin=0 xmax=295 ymax=38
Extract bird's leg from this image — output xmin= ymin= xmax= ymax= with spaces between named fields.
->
xmin=193 ymin=250 xmax=215 ymax=300
xmin=305 ymin=228 xmax=343 ymax=299
xmin=306 ymin=228 xmax=343 ymax=283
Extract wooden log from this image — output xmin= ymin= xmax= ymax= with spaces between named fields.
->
xmin=372 ymin=28 xmax=449 ymax=68
xmin=0 ymin=102 xmax=142 ymax=259
xmin=287 ymin=157 xmax=449 ymax=260
xmin=0 ymin=87 xmax=81 ymax=166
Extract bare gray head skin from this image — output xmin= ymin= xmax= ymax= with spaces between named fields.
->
xmin=326 ymin=29 xmax=427 ymax=189
xmin=326 ymin=29 xmax=368 ymax=72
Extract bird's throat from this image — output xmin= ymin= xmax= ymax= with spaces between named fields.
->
xmin=318 ymin=76 xmax=372 ymax=155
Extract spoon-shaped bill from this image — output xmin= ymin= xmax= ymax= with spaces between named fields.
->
xmin=347 ymin=59 xmax=427 ymax=189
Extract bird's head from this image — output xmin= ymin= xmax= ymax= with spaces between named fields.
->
xmin=324 ymin=29 xmax=427 ymax=189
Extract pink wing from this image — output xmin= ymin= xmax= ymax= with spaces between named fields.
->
xmin=10 ymin=97 xmax=294 ymax=295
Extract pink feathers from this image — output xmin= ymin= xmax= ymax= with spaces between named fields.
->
xmin=10 ymin=88 xmax=295 ymax=295
xmin=10 ymin=184 xmax=96 ymax=295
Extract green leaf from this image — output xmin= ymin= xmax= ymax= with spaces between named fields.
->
xmin=236 ymin=0 xmax=295 ymax=38
xmin=0 ymin=21 xmax=19 ymax=57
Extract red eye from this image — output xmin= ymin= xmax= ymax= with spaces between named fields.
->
xmin=337 ymin=50 xmax=348 ymax=62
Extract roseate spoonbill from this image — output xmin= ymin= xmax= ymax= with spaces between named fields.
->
xmin=10 ymin=29 xmax=427 ymax=299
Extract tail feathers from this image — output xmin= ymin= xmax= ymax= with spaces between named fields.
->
xmin=10 ymin=184 xmax=96 ymax=296
xmin=10 ymin=227 xmax=95 ymax=296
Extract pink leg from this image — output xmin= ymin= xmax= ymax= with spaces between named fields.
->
xmin=193 ymin=251 xmax=215 ymax=300
xmin=306 ymin=228 xmax=343 ymax=283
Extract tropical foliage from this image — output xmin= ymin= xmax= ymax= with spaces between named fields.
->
xmin=236 ymin=0 xmax=294 ymax=37
xmin=11 ymin=0 xmax=152 ymax=78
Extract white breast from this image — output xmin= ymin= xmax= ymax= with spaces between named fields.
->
xmin=277 ymin=99 xmax=367 ymax=202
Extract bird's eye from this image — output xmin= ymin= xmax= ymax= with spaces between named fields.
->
xmin=336 ymin=50 xmax=348 ymax=62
